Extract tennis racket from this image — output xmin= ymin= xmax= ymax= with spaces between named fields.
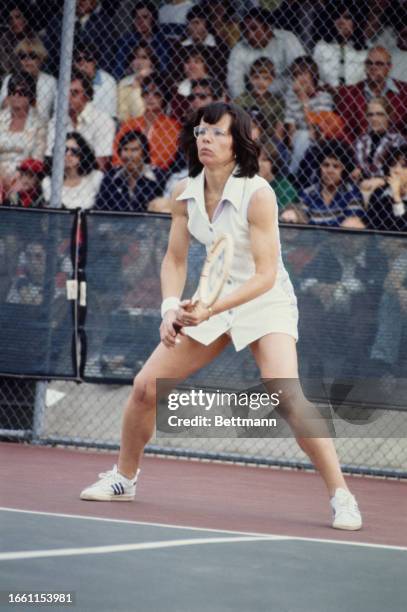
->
xmin=173 ymin=233 xmax=234 ymax=332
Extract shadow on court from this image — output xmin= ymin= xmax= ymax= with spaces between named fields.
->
xmin=0 ymin=443 xmax=406 ymax=611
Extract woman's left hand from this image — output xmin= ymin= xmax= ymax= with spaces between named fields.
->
xmin=175 ymin=299 xmax=211 ymax=327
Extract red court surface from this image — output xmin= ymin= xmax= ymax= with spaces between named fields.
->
xmin=1 ymin=442 xmax=406 ymax=547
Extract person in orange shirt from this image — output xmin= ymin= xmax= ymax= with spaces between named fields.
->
xmin=113 ymin=76 xmax=180 ymax=171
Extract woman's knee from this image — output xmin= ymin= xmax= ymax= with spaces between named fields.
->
xmin=131 ymin=371 xmax=157 ymax=407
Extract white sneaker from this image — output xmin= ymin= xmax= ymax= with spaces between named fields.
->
xmin=331 ymin=488 xmax=362 ymax=530
xmin=80 ymin=465 xmax=140 ymax=501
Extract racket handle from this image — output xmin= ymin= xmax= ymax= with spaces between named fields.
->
xmin=173 ymin=322 xmax=182 ymax=334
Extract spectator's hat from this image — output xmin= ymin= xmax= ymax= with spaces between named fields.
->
xmin=19 ymin=159 xmax=45 ymax=179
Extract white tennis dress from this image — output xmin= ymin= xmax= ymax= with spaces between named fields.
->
xmin=176 ymin=168 xmax=298 ymax=351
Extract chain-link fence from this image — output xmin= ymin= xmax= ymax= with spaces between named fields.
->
xmin=1 ymin=1 xmax=407 ymax=475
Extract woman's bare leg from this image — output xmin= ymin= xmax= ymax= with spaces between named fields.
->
xmin=118 ymin=333 xmax=230 ymax=478
xmin=250 ymin=333 xmax=347 ymax=497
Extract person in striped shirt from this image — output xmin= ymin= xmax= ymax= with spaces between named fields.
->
xmin=280 ymin=140 xmax=366 ymax=228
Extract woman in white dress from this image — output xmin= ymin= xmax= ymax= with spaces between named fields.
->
xmin=42 ymin=132 xmax=103 ymax=210
xmin=80 ymin=102 xmax=362 ymax=531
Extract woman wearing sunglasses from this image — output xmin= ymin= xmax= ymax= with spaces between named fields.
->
xmin=0 ymin=37 xmax=56 ymax=121
xmin=81 ymin=102 xmax=362 ymax=532
xmin=0 ymin=71 xmax=46 ymax=195
xmin=41 ymin=132 xmax=103 ymax=210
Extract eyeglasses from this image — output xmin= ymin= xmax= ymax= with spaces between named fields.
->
xmin=18 ymin=51 xmax=39 ymax=61
xmin=365 ymin=60 xmax=389 ymax=67
xmin=70 ymin=88 xmax=84 ymax=97
xmin=367 ymin=111 xmax=386 ymax=117
xmin=66 ymin=146 xmax=80 ymax=155
xmin=193 ymin=126 xmax=228 ymax=138
xmin=189 ymin=93 xmax=211 ymax=101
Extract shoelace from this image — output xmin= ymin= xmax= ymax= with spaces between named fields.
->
xmin=337 ymin=493 xmax=359 ymax=513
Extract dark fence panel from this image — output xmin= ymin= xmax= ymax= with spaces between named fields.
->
xmin=0 ymin=208 xmax=78 ymax=378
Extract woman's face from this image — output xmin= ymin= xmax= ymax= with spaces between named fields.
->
xmin=9 ymin=85 xmax=31 ymax=113
xmin=130 ymin=48 xmax=153 ymax=76
xmin=120 ymin=138 xmax=144 ymax=172
xmin=65 ymin=138 xmax=81 ymax=172
xmin=320 ymin=156 xmax=344 ymax=188
xmin=184 ymin=55 xmax=208 ymax=80
xmin=18 ymin=49 xmax=42 ymax=76
xmin=195 ymin=113 xmax=234 ymax=169
xmin=334 ymin=12 xmax=354 ymax=40
xmin=10 ymin=8 xmax=27 ymax=35
xmin=367 ymin=101 xmax=389 ymax=134
xmin=134 ymin=7 xmax=153 ymax=36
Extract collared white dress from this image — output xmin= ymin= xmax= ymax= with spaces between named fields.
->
xmin=176 ymin=169 xmax=298 ymax=351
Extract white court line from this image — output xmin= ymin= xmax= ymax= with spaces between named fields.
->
xmin=1 ymin=506 xmax=406 ymax=553
xmin=0 ymin=536 xmax=287 ymax=562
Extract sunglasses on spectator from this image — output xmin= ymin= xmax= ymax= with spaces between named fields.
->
xmin=66 ymin=146 xmax=80 ymax=155
xmin=365 ymin=60 xmax=389 ymax=67
xmin=189 ymin=93 xmax=211 ymax=101
xmin=367 ymin=111 xmax=386 ymax=117
xmin=18 ymin=51 xmax=39 ymax=61
xmin=193 ymin=126 xmax=228 ymax=138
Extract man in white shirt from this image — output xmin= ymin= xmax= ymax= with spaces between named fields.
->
xmin=73 ymin=42 xmax=118 ymax=117
xmin=227 ymin=7 xmax=305 ymax=98
xmin=46 ymin=71 xmax=115 ymax=171
xmin=391 ymin=18 xmax=407 ymax=82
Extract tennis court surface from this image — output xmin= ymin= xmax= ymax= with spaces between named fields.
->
xmin=1 ymin=442 xmax=406 ymax=612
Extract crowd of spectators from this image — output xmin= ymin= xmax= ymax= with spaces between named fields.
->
xmin=0 ymin=0 xmax=406 ymax=233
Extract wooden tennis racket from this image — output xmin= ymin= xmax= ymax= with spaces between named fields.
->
xmin=173 ymin=233 xmax=234 ymax=333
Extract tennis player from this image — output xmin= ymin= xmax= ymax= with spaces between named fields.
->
xmin=81 ymin=102 xmax=362 ymax=531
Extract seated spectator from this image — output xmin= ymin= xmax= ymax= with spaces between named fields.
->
xmin=227 ymin=7 xmax=305 ymax=98
xmin=46 ymin=71 xmax=116 ymax=171
xmin=44 ymin=0 xmax=117 ymax=74
xmin=258 ymin=140 xmax=298 ymax=211
xmin=95 ymin=130 xmax=162 ymax=212
xmin=336 ymin=46 xmax=407 ymax=142
xmin=114 ymin=1 xmax=170 ymax=80
xmin=42 ymin=132 xmax=103 ymax=210
xmin=175 ymin=45 xmax=212 ymax=98
xmin=366 ymin=145 xmax=407 ymax=231
xmin=390 ymin=13 xmax=407 ymax=83
xmin=6 ymin=240 xmax=46 ymax=306
xmin=171 ymin=77 xmax=225 ymax=124
xmin=117 ymin=43 xmax=159 ymax=122
xmin=113 ymin=77 xmax=181 ymax=172
xmin=354 ymin=97 xmax=405 ymax=203
xmin=283 ymin=56 xmax=340 ymax=174
xmin=281 ymin=141 xmax=366 ymax=228
xmin=0 ymin=73 xmax=46 ymax=190
xmin=313 ymin=1 xmax=367 ymax=87
xmin=361 ymin=0 xmax=397 ymax=50
xmin=271 ymin=0 xmax=328 ymax=52
xmin=0 ymin=37 xmax=57 ymax=122
xmin=73 ymin=41 xmax=117 ymax=118
xmin=3 ymin=159 xmax=46 ymax=208
xmin=199 ymin=0 xmax=241 ymax=51
xmin=234 ymin=57 xmax=285 ymax=141
xmin=0 ymin=4 xmax=33 ymax=80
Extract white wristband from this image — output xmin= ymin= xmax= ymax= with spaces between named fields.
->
xmin=161 ymin=296 xmax=180 ymax=318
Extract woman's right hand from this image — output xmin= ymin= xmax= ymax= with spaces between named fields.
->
xmin=160 ymin=309 xmax=181 ymax=348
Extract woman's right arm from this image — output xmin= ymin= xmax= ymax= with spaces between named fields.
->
xmin=160 ymin=180 xmax=190 ymax=347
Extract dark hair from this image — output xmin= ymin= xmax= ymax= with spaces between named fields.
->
xmin=186 ymin=5 xmax=208 ymax=25
xmin=66 ymin=131 xmax=97 ymax=175
xmin=126 ymin=41 xmax=159 ymax=74
xmin=7 ymin=71 xmax=36 ymax=105
xmin=74 ymin=39 xmax=99 ymax=64
xmin=70 ymin=69 xmax=93 ymax=100
xmin=241 ymin=7 xmax=273 ymax=38
xmin=382 ymin=144 xmax=407 ymax=176
xmin=259 ymin=139 xmax=283 ymax=176
xmin=249 ymin=56 xmax=275 ymax=77
xmin=179 ymin=102 xmax=260 ymax=178
xmin=141 ymin=75 xmax=164 ymax=98
xmin=117 ymin=130 xmax=151 ymax=164
xmin=190 ymin=78 xmax=224 ymax=100
xmin=132 ymin=1 xmax=158 ymax=29
xmin=317 ymin=140 xmax=354 ymax=180
xmin=289 ymin=56 xmax=320 ymax=88
xmin=181 ymin=44 xmax=210 ymax=68
xmin=323 ymin=1 xmax=366 ymax=49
